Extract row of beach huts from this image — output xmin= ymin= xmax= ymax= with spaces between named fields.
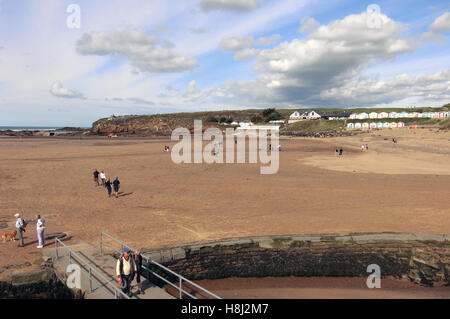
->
xmin=347 ymin=122 xmax=406 ymax=130
xmin=289 ymin=110 xmax=450 ymax=122
xmin=348 ymin=111 xmax=449 ymax=120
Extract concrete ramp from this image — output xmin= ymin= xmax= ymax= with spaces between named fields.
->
xmin=43 ymin=241 xmax=174 ymax=299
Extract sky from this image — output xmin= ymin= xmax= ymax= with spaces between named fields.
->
xmin=0 ymin=0 xmax=449 ymax=126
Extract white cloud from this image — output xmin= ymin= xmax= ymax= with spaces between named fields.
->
xmin=207 ymin=12 xmax=424 ymax=107
xmin=299 ymin=16 xmax=319 ymax=33
xmin=257 ymin=34 xmax=281 ymax=45
xmin=190 ymin=27 xmax=208 ymax=34
xmin=318 ymin=70 xmax=450 ymax=105
xmin=234 ymin=48 xmax=260 ymax=60
xmin=76 ymin=30 xmax=198 ymax=73
xmin=199 ymin=0 xmax=261 ymax=12
xmin=50 ymin=82 xmax=84 ymax=99
xmin=431 ymin=12 xmax=450 ymax=32
xmin=219 ymin=36 xmax=254 ymax=51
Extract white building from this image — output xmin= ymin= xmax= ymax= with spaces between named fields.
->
xmin=369 ymin=112 xmax=378 ymax=119
xmin=358 ymin=113 xmax=369 ymax=120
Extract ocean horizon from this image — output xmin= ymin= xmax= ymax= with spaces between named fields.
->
xmin=0 ymin=126 xmax=89 ymax=131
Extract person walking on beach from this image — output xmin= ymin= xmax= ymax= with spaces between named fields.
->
xmin=14 ymin=213 xmax=25 ymax=247
xmin=361 ymin=144 xmax=365 ymax=152
xmin=133 ymin=250 xmax=144 ymax=295
xmin=113 ymin=177 xmax=120 ymax=198
xmin=335 ymin=148 xmax=339 ymax=156
xmin=105 ymin=179 xmax=112 ymax=197
xmin=93 ymin=169 xmax=100 ymax=186
xmin=339 ymin=148 xmax=343 ymax=157
xmin=116 ymin=248 xmax=136 ymax=297
xmin=100 ymin=171 xmax=106 ymax=187
xmin=35 ymin=214 xmax=45 ymax=248
xmin=365 ymin=144 xmax=369 ymax=151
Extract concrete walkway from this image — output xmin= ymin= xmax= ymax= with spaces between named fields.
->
xmin=43 ymin=240 xmax=174 ymax=299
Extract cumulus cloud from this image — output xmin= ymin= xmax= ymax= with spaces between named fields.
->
xmin=199 ymin=0 xmax=261 ymax=12
xmin=50 ymin=82 xmax=84 ymax=99
xmin=298 ymin=17 xmax=319 ymax=33
xmin=219 ymin=36 xmax=254 ymax=51
xmin=431 ymin=12 xmax=450 ymax=32
xmin=190 ymin=27 xmax=208 ymax=34
xmin=257 ymin=34 xmax=281 ymax=46
xmin=208 ymin=12 xmax=424 ymax=107
xmin=318 ymin=70 xmax=450 ymax=105
xmin=76 ymin=30 xmax=198 ymax=73
xmin=234 ymin=48 xmax=260 ymax=60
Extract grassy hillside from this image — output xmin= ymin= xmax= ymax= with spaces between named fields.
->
xmin=281 ymin=120 xmax=346 ymax=135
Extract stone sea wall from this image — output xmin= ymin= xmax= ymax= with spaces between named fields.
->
xmin=142 ymin=233 xmax=450 ymax=287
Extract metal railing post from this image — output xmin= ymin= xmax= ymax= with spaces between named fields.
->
xmin=100 ymin=232 xmax=103 ymax=255
xmin=55 ymin=239 xmax=59 ymax=259
xmin=89 ymin=268 xmax=92 ymax=293
xmin=179 ymin=278 xmax=182 ymax=299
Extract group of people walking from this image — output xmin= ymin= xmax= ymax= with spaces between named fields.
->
xmin=14 ymin=213 xmax=45 ymax=248
xmin=116 ymin=247 xmax=144 ymax=297
xmin=93 ymin=169 xmax=121 ymax=198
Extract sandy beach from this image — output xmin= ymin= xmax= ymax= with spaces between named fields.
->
xmin=0 ymin=128 xmax=449 ymax=287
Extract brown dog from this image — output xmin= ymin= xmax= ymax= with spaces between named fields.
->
xmin=2 ymin=229 xmax=17 ymax=243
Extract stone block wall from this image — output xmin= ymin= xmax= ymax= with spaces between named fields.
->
xmin=142 ymin=233 xmax=450 ymax=287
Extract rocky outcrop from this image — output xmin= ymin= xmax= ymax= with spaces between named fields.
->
xmin=142 ymin=233 xmax=450 ymax=287
xmin=90 ymin=111 xmax=263 ymax=136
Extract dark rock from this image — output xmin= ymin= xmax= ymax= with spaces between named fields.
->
xmin=11 ymin=266 xmax=54 ymax=286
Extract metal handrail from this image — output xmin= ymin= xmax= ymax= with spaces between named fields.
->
xmin=100 ymin=231 xmax=221 ymax=299
xmin=55 ymin=238 xmax=130 ymax=299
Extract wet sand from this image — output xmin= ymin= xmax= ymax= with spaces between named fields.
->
xmin=195 ymin=277 xmax=450 ymax=299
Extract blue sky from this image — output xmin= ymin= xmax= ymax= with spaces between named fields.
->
xmin=0 ymin=0 xmax=448 ymax=126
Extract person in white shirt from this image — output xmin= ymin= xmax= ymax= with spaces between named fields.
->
xmin=116 ymin=248 xmax=136 ymax=297
xmin=100 ymin=171 xmax=106 ymax=186
xmin=35 ymin=215 xmax=45 ymax=248
xmin=14 ymin=213 xmax=25 ymax=247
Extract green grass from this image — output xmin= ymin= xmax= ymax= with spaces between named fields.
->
xmin=281 ymin=120 xmax=345 ymax=134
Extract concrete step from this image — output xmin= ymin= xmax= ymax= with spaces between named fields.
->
xmin=43 ymin=241 xmax=174 ymax=299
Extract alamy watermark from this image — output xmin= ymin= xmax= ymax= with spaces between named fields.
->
xmin=366 ymin=264 xmax=381 ymax=288
xmin=171 ymin=120 xmax=280 ymax=174
xmin=66 ymin=4 xmax=81 ymax=29
xmin=366 ymin=4 xmax=382 ymax=29
xmin=66 ymin=264 xmax=81 ymax=289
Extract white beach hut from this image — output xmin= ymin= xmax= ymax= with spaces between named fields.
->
xmin=370 ymin=122 xmax=377 ymax=129
xmin=376 ymin=122 xmax=383 ymax=129
xmin=380 ymin=112 xmax=388 ymax=119
xmin=383 ymin=122 xmax=390 ymax=128
xmin=400 ymin=111 xmax=409 ymax=118
xmin=355 ymin=122 xmax=362 ymax=129
xmin=389 ymin=112 xmax=398 ymax=118
xmin=369 ymin=112 xmax=378 ymax=119
xmin=347 ymin=123 xmax=355 ymax=129
xmin=362 ymin=122 xmax=370 ymax=129
xmin=358 ymin=113 xmax=369 ymax=120
xmin=397 ymin=122 xmax=405 ymax=128
xmin=390 ymin=122 xmax=398 ymax=128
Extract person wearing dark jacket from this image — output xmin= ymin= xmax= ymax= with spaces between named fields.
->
xmin=134 ymin=251 xmax=144 ymax=295
xmin=113 ymin=177 xmax=120 ymax=198
xmin=105 ymin=179 xmax=112 ymax=197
